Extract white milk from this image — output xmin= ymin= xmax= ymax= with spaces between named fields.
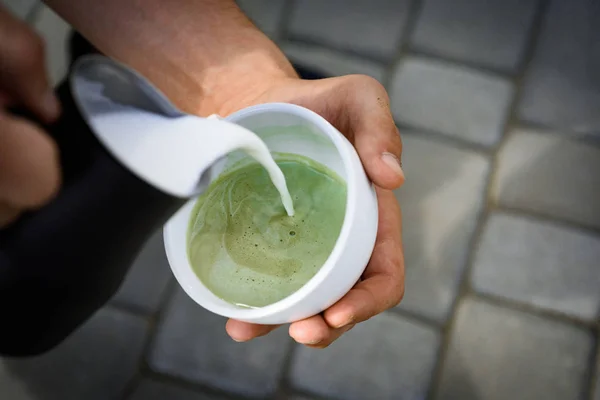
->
xmin=70 ymin=55 xmax=294 ymax=214
xmin=242 ymin=145 xmax=295 ymax=216
xmin=76 ymin=97 xmax=295 ymax=215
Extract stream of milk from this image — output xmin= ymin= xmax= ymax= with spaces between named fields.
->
xmin=240 ymin=145 xmax=295 ymax=217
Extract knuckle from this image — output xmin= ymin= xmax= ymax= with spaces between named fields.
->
xmin=391 ymin=272 xmax=405 ymax=307
xmin=342 ymin=75 xmax=396 ymax=125
xmin=392 ymin=129 xmax=403 ymax=155
xmin=388 ymin=124 xmax=402 ymax=144
xmin=345 ymin=74 xmax=388 ymax=94
xmin=392 ymin=281 xmax=405 ymax=307
xmin=383 ymin=263 xmax=405 ymax=309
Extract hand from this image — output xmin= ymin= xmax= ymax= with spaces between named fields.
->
xmin=38 ymin=0 xmax=403 ymax=348
xmin=0 ymin=6 xmax=61 ymax=227
xmin=224 ymin=75 xmax=406 ymax=348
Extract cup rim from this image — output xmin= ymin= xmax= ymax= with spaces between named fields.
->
xmin=164 ymin=102 xmax=359 ymax=320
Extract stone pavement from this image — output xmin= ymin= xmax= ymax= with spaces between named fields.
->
xmin=1 ymin=0 xmax=599 ymax=399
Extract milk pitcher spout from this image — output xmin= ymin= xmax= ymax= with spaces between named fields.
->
xmin=71 ymin=55 xmax=232 ymax=198
xmin=71 ymin=55 xmax=294 ymax=215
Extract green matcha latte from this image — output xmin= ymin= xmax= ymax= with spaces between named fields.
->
xmin=187 ymin=153 xmax=347 ymax=308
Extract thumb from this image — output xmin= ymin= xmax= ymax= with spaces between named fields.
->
xmin=349 ymin=77 xmax=405 ymax=190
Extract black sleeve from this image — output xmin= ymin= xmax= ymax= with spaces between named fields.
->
xmin=0 ymin=31 xmax=329 ymax=357
xmin=0 ymin=67 xmax=182 ymax=357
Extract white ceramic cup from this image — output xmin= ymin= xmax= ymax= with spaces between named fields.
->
xmin=163 ymin=103 xmax=378 ymax=324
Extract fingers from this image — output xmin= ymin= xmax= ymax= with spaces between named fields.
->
xmin=0 ymin=6 xmax=61 ymax=227
xmin=222 ymin=77 xmax=405 ymax=347
xmin=0 ymin=6 xmax=60 ymax=122
xmin=0 ymin=114 xmax=61 ymax=220
xmin=289 ymin=314 xmax=355 ymax=348
xmin=227 ymin=315 xmax=354 ymax=348
xmin=225 ymin=190 xmax=404 ymax=347
xmin=255 ymin=74 xmax=403 ymax=189
xmin=225 ymin=319 xmax=280 ymax=342
xmin=344 ymin=76 xmax=405 ymax=190
xmin=323 ymin=188 xmax=404 ymax=328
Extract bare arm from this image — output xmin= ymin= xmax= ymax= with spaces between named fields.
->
xmin=43 ymin=0 xmax=406 ymax=350
xmin=44 ymin=0 xmax=297 ymax=115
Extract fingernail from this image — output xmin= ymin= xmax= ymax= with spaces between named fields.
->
xmin=41 ymin=92 xmax=61 ymax=119
xmin=304 ymin=338 xmax=323 ymax=345
xmin=332 ymin=315 xmax=355 ymax=329
xmin=333 ymin=322 xmax=349 ymax=330
xmin=382 ymin=152 xmax=404 ymax=178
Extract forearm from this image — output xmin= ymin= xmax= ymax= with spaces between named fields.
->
xmin=44 ymin=0 xmax=297 ymax=115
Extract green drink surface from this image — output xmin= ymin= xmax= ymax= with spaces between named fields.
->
xmin=187 ymin=154 xmax=347 ymax=308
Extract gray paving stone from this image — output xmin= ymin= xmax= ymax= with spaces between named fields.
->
xmin=394 ymin=134 xmax=490 ymax=322
xmin=1 ymin=0 xmax=37 ymax=19
xmin=0 ymin=308 xmax=147 ymax=400
xmin=32 ymin=4 xmax=71 ymax=86
xmin=437 ymin=297 xmax=593 ymax=400
xmin=390 ymin=57 xmax=513 ymax=146
xmin=518 ymin=0 xmax=600 ymax=138
xmin=148 ymin=288 xmax=291 ymax=398
xmin=492 ymin=128 xmax=600 ymax=229
xmin=594 ymin=359 xmax=600 ymax=400
xmin=411 ymin=0 xmax=539 ymax=73
xmin=595 ymin=358 xmax=600 ymax=400
xmin=288 ymin=0 xmax=412 ymax=60
xmin=287 ymin=396 xmax=323 ymax=400
xmin=112 ymin=229 xmax=173 ymax=314
xmin=127 ymin=378 xmax=221 ymax=400
xmin=290 ymin=313 xmax=440 ymax=400
xmin=472 ymin=212 xmax=600 ymax=320
xmin=236 ymin=0 xmax=287 ymax=37
xmin=281 ymin=42 xmax=386 ymax=82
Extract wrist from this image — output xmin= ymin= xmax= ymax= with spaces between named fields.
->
xmin=121 ymin=23 xmax=298 ymax=117
xmin=48 ymin=0 xmax=297 ymax=116
xmin=200 ymin=50 xmax=298 ymax=117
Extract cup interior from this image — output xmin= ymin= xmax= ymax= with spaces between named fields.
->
xmin=164 ymin=104 xmax=354 ymax=319
xmin=210 ymin=108 xmax=346 ymax=181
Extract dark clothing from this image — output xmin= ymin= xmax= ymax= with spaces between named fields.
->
xmin=0 ymin=33 xmax=324 ymax=357
xmin=0 ymin=34 xmax=182 ymax=357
